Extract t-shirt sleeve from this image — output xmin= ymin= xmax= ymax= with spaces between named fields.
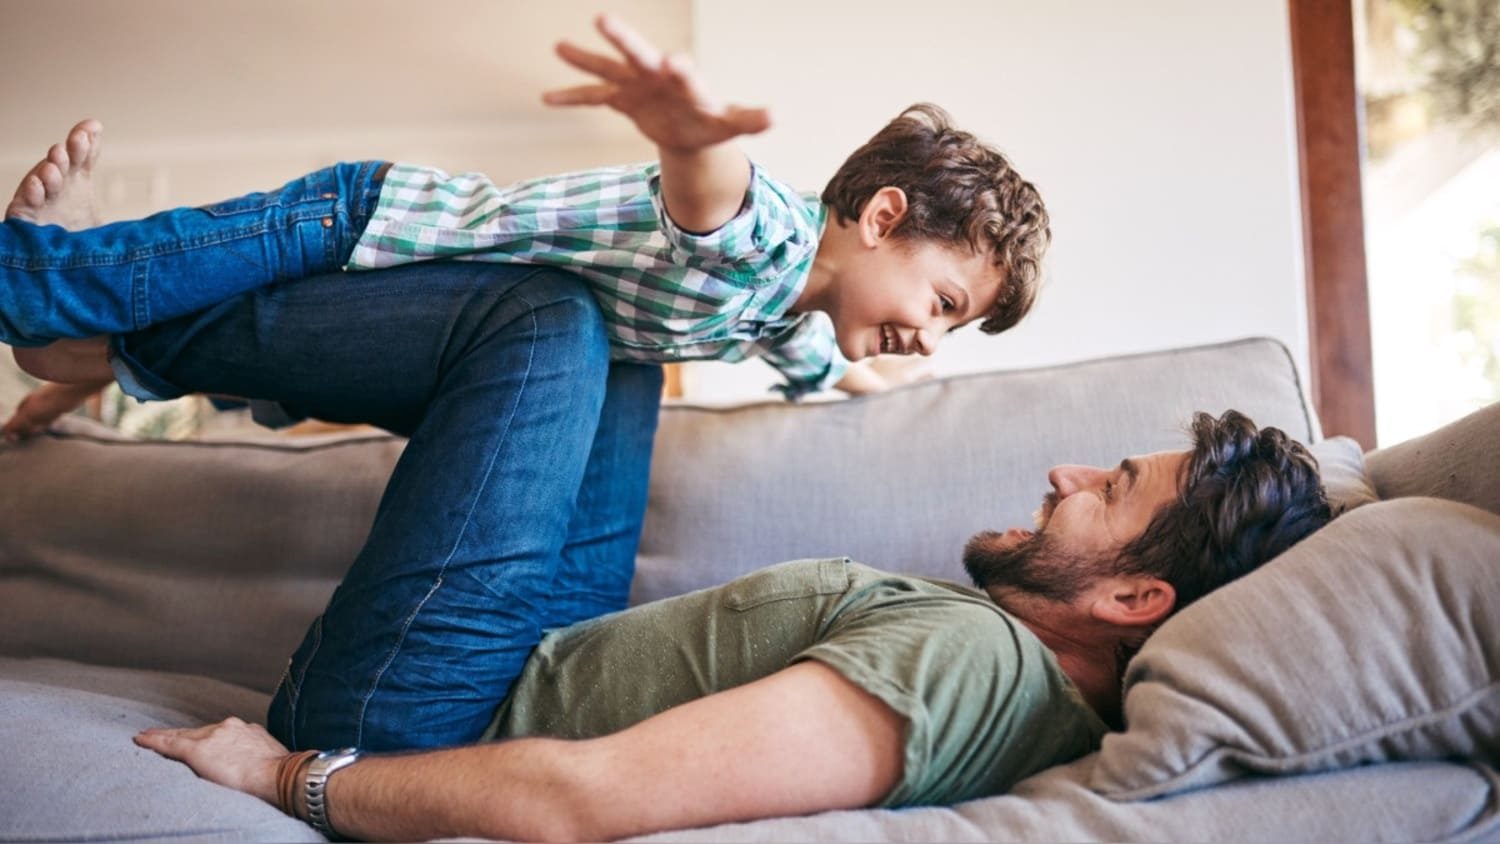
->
xmin=794 ymin=593 xmax=1104 ymax=807
xmin=647 ymin=163 xmax=821 ymax=289
xmin=759 ymin=313 xmax=850 ymax=401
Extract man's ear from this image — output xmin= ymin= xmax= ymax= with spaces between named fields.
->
xmin=1089 ymin=575 xmax=1176 ymax=629
xmin=857 ymin=187 xmax=909 ymax=247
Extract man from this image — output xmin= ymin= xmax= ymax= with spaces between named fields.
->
xmin=135 ymin=409 xmax=1331 ymax=842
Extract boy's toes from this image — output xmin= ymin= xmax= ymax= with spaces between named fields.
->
xmin=67 ymin=119 xmax=103 ymax=171
xmin=66 ymin=129 xmax=90 ymax=171
xmin=8 ymin=173 xmax=46 ymax=214
xmin=37 ymin=161 xmax=64 ymax=198
xmin=47 ymin=142 xmax=69 ymax=171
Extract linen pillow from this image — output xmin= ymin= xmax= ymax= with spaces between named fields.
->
xmin=1091 ymin=496 xmax=1500 ymax=800
xmin=1307 ymin=435 xmax=1377 ymax=515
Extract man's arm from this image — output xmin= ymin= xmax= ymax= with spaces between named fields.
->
xmin=136 ymin=662 xmax=904 ymax=842
xmin=544 ymin=14 xmax=770 ymax=233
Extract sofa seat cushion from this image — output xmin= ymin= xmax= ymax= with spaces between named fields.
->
xmin=0 ymin=656 xmax=320 ymax=842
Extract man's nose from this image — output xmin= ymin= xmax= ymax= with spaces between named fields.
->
xmin=1048 ymin=464 xmax=1103 ymax=496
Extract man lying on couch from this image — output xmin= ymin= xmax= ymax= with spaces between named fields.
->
xmin=135 ymin=409 xmax=1330 ymax=843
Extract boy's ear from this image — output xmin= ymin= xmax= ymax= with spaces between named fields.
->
xmin=1088 ymin=575 xmax=1175 ymax=630
xmin=858 ymin=187 xmax=909 ymax=246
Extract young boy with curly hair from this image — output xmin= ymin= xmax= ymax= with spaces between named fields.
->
xmin=2 ymin=14 xmax=1048 ymax=435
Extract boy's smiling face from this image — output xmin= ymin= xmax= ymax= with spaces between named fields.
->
xmin=830 ymin=237 xmax=1003 ymax=361
xmin=803 ymin=186 xmax=1006 ymax=362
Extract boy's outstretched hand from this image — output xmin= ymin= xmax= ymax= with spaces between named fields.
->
xmin=545 ymin=14 xmax=770 ymax=153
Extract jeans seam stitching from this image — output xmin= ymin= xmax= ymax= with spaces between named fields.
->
xmin=349 ymin=290 xmax=541 ymax=747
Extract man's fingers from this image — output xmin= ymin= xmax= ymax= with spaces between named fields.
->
xmin=595 ymin=13 xmax=662 ymax=74
xmin=554 ymin=41 xmax=633 ymax=84
xmin=542 ymin=84 xmax=616 ymax=107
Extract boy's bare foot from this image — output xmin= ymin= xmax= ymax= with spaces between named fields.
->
xmin=5 ymin=118 xmax=104 ymax=229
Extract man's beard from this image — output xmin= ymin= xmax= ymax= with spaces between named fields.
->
xmin=962 ymin=529 xmax=1109 ymax=604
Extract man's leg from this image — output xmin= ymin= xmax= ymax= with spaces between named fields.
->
xmin=0 ymin=157 xmax=383 ymax=346
xmin=119 ymin=261 xmax=613 ymax=751
xmin=549 ymin=362 xmax=663 ymax=630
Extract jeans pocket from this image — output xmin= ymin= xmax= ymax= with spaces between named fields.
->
xmin=198 ymin=190 xmax=284 ymax=218
xmin=282 ymin=614 xmax=325 ymax=707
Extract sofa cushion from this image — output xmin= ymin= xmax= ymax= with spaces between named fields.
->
xmin=0 ymin=656 xmax=321 ymax=842
xmin=0 ymin=417 xmax=402 ymax=694
xmin=637 ymin=337 xmax=1318 ymax=604
xmin=1307 ymin=435 xmax=1377 ymax=515
xmin=1091 ymin=497 xmax=1500 ymax=799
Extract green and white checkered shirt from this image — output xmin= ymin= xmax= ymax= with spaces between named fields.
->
xmin=347 ymin=162 xmax=848 ymax=398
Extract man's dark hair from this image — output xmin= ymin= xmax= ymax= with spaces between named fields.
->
xmin=821 ymin=103 xmax=1050 ymax=334
xmin=1117 ymin=410 xmax=1332 ymax=609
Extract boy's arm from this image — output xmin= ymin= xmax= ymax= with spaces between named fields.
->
xmin=545 ymin=14 xmax=770 ymax=233
xmin=1 ymin=378 xmax=111 ymax=442
xmin=837 ymin=356 xmax=939 ymax=396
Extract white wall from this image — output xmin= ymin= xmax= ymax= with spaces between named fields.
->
xmin=686 ymin=0 xmax=1310 ymax=401
xmin=0 ymin=0 xmax=689 ymax=212
xmin=0 ymin=1 xmax=1308 ymax=405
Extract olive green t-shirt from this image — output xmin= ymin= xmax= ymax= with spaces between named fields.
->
xmin=485 ymin=558 xmax=1107 ymax=807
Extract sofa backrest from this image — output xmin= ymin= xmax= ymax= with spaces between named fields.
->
xmin=0 ymin=337 xmax=1316 ymax=693
xmin=636 ymin=337 xmax=1318 ymax=603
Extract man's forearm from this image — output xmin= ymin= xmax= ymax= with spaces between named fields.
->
xmin=325 ymin=739 xmax=593 ymax=843
xmin=657 ymin=142 xmax=752 ymax=234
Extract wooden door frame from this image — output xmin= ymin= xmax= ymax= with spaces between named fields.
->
xmin=1289 ymin=0 xmax=1377 ymax=448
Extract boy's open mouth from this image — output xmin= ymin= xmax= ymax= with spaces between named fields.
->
xmin=880 ymin=323 xmax=902 ymax=355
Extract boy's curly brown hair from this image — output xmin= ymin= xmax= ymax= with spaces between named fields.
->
xmin=821 ymin=103 xmax=1050 ymax=333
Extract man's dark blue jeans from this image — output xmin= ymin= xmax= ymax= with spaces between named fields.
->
xmin=114 ymin=261 xmax=662 ymax=752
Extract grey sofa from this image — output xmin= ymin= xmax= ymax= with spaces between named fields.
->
xmin=2 ymin=336 xmax=1497 ymax=842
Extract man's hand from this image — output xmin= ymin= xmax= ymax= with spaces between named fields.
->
xmin=544 ymin=14 xmax=770 ymax=153
xmin=134 ymin=717 xmax=288 ymax=806
xmin=2 ymin=379 xmax=109 ymax=443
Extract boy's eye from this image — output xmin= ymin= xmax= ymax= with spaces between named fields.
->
xmin=1104 ymin=480 xmax=1115 ymax=501
xmin=940 ymin=295 xmax=956 ymax=313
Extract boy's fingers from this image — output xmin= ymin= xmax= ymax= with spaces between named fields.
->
xmin=724 ymin=106 xmax=773 ymax=136
xmin=554 ymin=41 xmax=633 ymax=84
xmin=595 ymin=13 xmax=662 ymax=73
xmin=542 ymin=84 xmax=616 ymax=107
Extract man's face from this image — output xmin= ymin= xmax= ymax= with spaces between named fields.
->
xmin=964 ymin=450 xmax=1189 ymax=607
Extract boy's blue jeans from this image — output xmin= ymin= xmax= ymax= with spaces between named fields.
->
xmin=113 ymin=255 xmax=662 ymax=751
xmin=0 ymin=161 xmax=384 ymax=347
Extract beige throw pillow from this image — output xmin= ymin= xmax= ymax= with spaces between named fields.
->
xmin=1091 ymin=497 xmax=1500 ymax=800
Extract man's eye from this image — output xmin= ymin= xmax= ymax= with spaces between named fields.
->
xmin=1104 ymin=481 xmax=1115 ymax=501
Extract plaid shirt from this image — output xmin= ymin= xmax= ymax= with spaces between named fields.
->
xmin=347 ymin=162 xmax=848 ymax=398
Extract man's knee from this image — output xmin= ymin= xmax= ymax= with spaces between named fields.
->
xmin=460 ymin=267 xmax=610 ymax=366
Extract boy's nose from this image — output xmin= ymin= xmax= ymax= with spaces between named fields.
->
xmin=912 ymin=328 xmax=939 ymax=356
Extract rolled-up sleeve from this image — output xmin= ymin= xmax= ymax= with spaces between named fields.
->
xmin=648 ymin=163 xmax=821 ymax=290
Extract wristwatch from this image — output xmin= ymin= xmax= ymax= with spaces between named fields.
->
xmin=304 ymin=747 xmax=362 ymax=838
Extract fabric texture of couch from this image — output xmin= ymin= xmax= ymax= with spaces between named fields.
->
xmin=1 ymin=336 xmax=1497 ymax=842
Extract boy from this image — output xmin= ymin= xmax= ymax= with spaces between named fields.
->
xmin=2 ymin=14 xmax=1049 ymax=436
